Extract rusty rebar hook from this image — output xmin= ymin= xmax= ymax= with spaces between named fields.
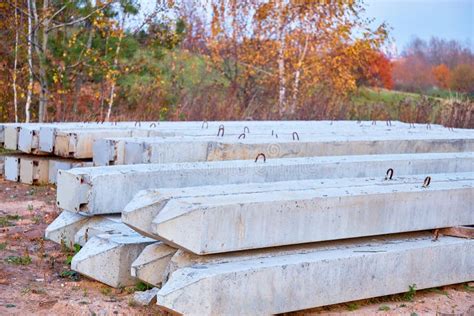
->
xmin=202 ymin=121 xmax=208 ymax=129
xmin=292 ymin=132 xmax=300 ymax=141
xmin=217 ymin=124 xmax=225 ymax=137
xmin=244 ymin=126 xmax=250 ymax=134
xmin=150 ymin=123 xmax=157 ymax=128
xmin=135 ymin=121 xmax=141 ymax=127
xmin=255 ymin=153 xmax=266 ymax=163
xmin=238 ymin=133 xmax=246 ymax=139
xmin=385 ymin=168 xmax=394 ymax=180
xmin=422 ymin=176 xmax=431 ymax=188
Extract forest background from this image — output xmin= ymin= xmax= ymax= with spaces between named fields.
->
xmin=0 ymin=0 xmax=472 ymax=127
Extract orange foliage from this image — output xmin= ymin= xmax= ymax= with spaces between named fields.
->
xmin=357 ymin=50 xmax=393 ymax=89
xmin=432 ymin=64 xmax=450 ymax=89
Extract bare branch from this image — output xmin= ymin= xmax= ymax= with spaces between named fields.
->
xmin=47 ymin=1 xmax=115 ymax=32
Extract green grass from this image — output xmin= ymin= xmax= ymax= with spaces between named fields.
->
xmin=350 ymin=87 xmax=445 ymax=122
xmin=403 ymin=284 xmax=417 ymax=302
xmin=59 ymin=269 xmax=80 ymax=281
xmin=0 ymin=215 xmax=22 ymax=227
xmin=378 ymin=305 xmax=390 ymax=311
xmin=65 ymin=243 xmax=82 ymax=265
xmin=134 ymin=281 xmax=153 ymax=292
xmin=429 ymin=287 xmax=449 ymax=296
xmin=0 ymin=243 xmax=6 ymax=250
xmin=4 ymin=255 xmax=32 ymax=265
xmin=0 ymin=148 xmax=16 ymax=155
xmin=346 ymin=303 xmax=359 ymax=311
xmin=463 ymin=283 xmax=474 ymax=292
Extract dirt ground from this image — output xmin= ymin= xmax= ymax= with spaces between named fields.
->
xmin=0 ymin=177 xmax=472 ymax=316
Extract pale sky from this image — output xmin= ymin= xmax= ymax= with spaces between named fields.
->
xmin=364 ymin=0 xmax=473 ymax=53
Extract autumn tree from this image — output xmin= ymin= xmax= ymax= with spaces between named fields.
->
xmin=450 ymin=64 xmax=474 ymax=94
xmin=431 ymin=64 xmax=450 ymax=89
xmin=205 ymin=0 xmax=388 ymax=118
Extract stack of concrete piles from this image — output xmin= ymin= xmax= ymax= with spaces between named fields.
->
xmin=3 ymin=120 xmax=291 ymax=183
xmin=38 ymin=120 xmax=474 ymax=315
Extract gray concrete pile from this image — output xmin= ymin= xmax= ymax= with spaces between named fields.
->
xmin=1 ymin=120 xmax=473 ymax=315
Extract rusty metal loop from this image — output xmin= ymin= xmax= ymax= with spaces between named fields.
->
xmin=135 ymin=121 xmax=141 ymax=127
xmin=244 ymin=126 xmax=250 ymax=134
xmin=292 ymin=132 xmax=300 ymax=141
xmin=422 ymin=176 xmax=431 ymax=188
xmin=385 ymin=168 xmax=394 ymax=180
xmin=275 ymin=134 xmax=278 ymax=138
xmin=150 ymin=123 xmax=157 ymax=128
xmin=238 ymin=133 xmax=246 ymax=139
xmin=202 ymin=121 xmax=208 ymax=129
xmin=254 ymin=153 xmax=266 ymax=163
xmin=217 ymin=124 xmax=225 ymax=137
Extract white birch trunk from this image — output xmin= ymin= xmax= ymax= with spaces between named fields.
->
xmin=106 ymin=15 xmax=126 ymax=121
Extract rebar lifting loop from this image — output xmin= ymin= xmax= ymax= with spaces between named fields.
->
xmin=422 ymin=176 xmax=431 ymax=188
xmin=255 ymin=153 xmax=266 ymax=163
xmin=385 ymin=168 xmax=394 ymax=180
xmin=202 ymin=121 xmax=208 ymax=129
xmin=150 ymin=123 xmax=157 ymax=128
xmin=243 ymin=126 xmax=250 ymax=134
xmin=292 ymin=132 xmax=300 ymax=141
xmin=217 ymin=124 xmax=225 ymax=137
xmin=135 ymin=121 xmax=141 ymax=127
xmin=238 ymin=133 xmax=246 ymax=139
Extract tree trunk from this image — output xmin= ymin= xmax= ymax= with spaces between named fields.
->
xmin=106 ymin=15 xmax=126 ymax=121
xmin=25 ymin=0 xmax=33 ymax=123
xmin=13 ymin=0 xmax=19 ymax=123
xmin=277 ymin=1 xmax=286 ymax=116
xmin=31 ymin=0 xmax=50 ymax=122
xmin=290 ymin=35 xmax=309 ymax=115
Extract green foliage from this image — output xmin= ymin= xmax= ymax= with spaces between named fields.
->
xmin=403 ymin=284 xmax=417 ymax=302
xmin=429 ymin=287 xmax=449 ymax=296
xmin=0 ymin=215 xmax=21 ymax=227
xmin=346 ymin=303 xmax=359 ymax=311
xmin=378 ymin=305 xmax=390 ymax=311
xmin=5 ymin=255 xmax=32 ymax=265
xmin=463 ymin=283 xmax=474 ymax=292
xmin=100 ymin=287 xmax=112 ymax=296
xmin=65 ymin=243 xmax=82 ymax=265
xmin=0 ymin=243 xmax=6 ymax=250
xmin=59 ymin=269 xmax=80 ymax=281
xmin=134 ymin=281 xmax=152 ymax=292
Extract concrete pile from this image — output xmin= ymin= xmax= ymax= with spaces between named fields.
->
xmin=1 ymin=120 xmax=472 ymax=314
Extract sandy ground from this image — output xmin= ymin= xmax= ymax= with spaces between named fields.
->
xmin=0 ymin=177 xmax=472 ymax=316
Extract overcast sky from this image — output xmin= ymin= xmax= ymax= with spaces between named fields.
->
xmin=364 ymin=0 xmax=473 ymax=53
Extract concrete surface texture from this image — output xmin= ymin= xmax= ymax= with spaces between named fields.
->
xmin=45 ymin=210 xmax=123 ymax=248
xmin=48 ymin=159 xmax=93 ymax=184
xmin=71 ymin=232 xmax=155 ymax=287
xmin=19 ymin=156 xmax=50 ymax=185
xmin=149 ymin=173 xmax=473 ymax=254
xmin=4 ymin=155 xmax=21 ymax=182
xmin=57 ymin=152 xmax=474 ymax=214
xmin=156 ymin=232 xmax=474 ymax=315
xmin=130 ymin=242 xmax=177 ymax=286
xmin=122 ymin=171 xmax=472 ymax=239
